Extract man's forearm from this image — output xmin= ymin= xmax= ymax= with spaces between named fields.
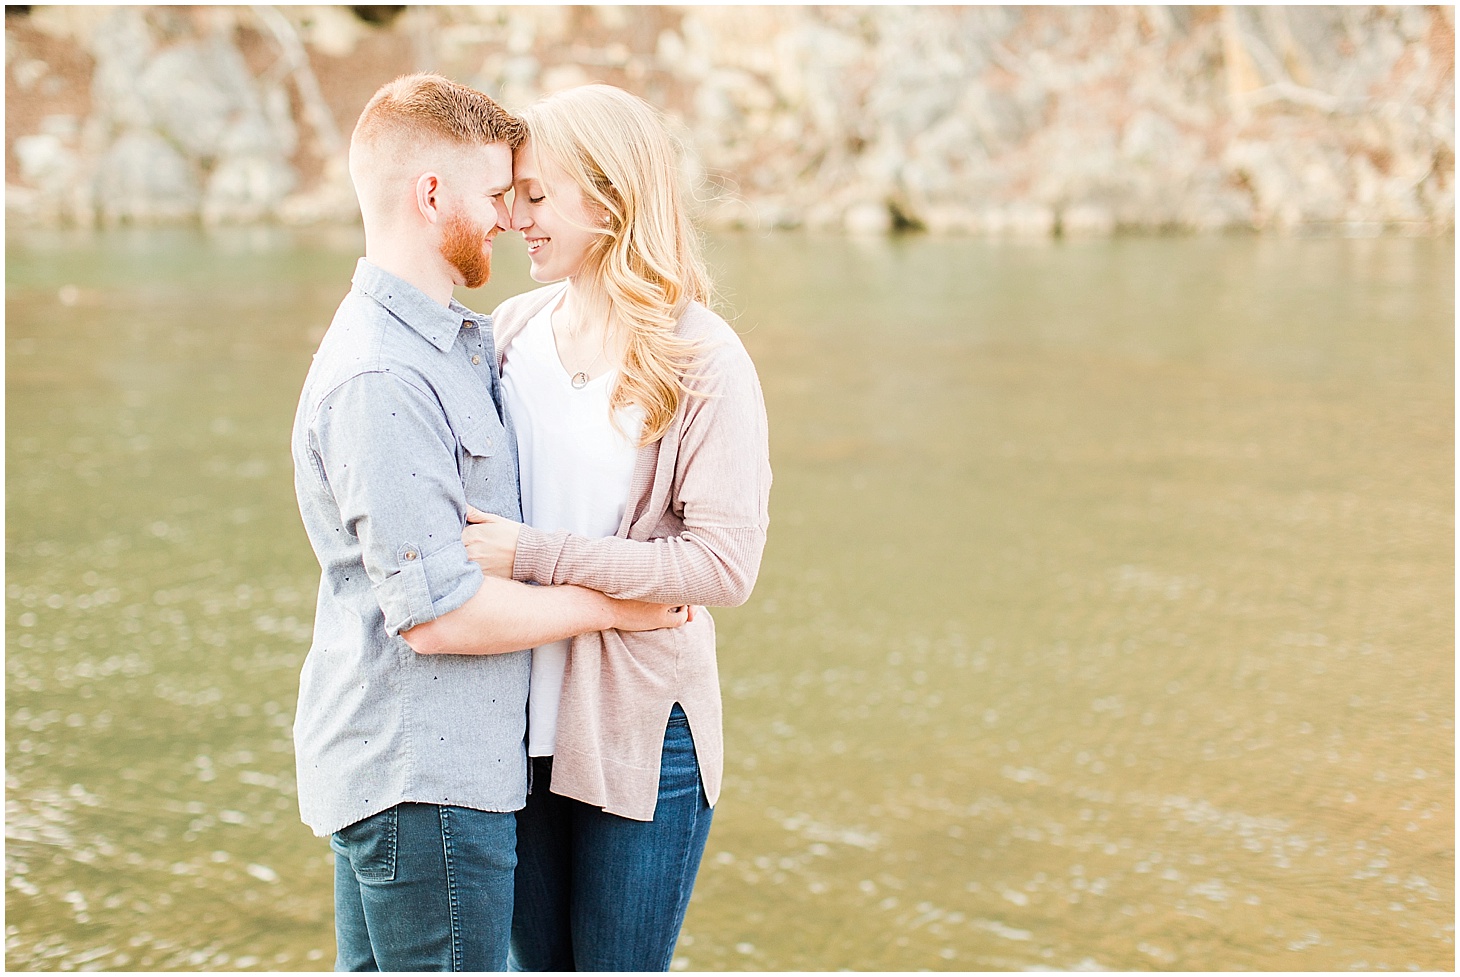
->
xmin=400 ymin=575 xmax=614 ymax=656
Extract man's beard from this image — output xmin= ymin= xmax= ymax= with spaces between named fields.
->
xmin=440 ymin=211 xmax=491 ymax=290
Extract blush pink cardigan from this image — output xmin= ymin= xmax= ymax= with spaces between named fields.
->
xmin=491 ymin=284 xmax=772 ymax=821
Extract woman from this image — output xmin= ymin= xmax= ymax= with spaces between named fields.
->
xmin=461 ymin=84 xmax=771 ymax=971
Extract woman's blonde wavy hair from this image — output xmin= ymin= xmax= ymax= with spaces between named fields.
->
xmin=517 ymin=85 xmax=712 ymax=446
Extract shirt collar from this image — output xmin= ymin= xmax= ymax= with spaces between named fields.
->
xmin=351 ymin=258 xmax=485 ymax=353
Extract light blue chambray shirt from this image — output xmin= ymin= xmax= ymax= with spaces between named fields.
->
xmin=291 ymin=258 xmax=529 ymax=838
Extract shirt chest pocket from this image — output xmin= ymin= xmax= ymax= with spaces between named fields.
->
xmin=444 ymin=395 xmax=519 ymax=519
xmin=455 ymin=417 xmax=500 ymax=501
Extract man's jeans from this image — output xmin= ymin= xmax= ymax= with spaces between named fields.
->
xmin=332 ymin=802 xmax=516 ymax=972
xmin=509 ymin=704 xmax=714 ymax=972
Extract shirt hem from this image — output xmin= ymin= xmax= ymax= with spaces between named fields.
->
xmin=303 ymin=795 xmax=527 ymax=839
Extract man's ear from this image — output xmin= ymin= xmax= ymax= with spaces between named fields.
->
xmin=415 ymin=172 xmax=442 ymax=224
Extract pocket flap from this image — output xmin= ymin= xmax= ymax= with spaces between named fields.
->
xmin=457 ymin=419 xmax=496 ymax=458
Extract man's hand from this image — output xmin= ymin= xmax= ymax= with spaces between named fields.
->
xmin=610 ymin=597 xmax=693 ymax=632
xmin=463 ymin=506 xmax=521 ymax=578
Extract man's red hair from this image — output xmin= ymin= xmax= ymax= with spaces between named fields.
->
xmin=352 ymin=73 xmax=525 ymax=151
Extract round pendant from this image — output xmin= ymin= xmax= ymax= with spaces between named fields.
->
xmin=571 ymin=371 xmax=589 ymax=389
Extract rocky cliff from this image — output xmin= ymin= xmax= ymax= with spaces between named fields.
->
xmin=5 ymin=5 xmax=1453 ymax=234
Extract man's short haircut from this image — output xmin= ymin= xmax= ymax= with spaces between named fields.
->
xmin=352 ymin=72 xmax=526 ymax=152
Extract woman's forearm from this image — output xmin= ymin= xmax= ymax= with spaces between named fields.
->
xmin=513 ymin=523 xmax=766 ymax=607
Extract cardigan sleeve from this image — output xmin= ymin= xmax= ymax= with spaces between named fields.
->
xmin=511 ymin=335 xmax=771 ymax=606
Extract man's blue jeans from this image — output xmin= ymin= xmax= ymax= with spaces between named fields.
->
xmin=332 ymin=801 xmax=517 ymax=972
xmin=509 ymin=704 xmax=714 ymax=972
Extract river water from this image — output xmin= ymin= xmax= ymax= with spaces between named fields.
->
xmin=6 ymin=227 xmax=1453 ymax=971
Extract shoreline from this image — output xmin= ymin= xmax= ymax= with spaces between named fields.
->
xmin=6 ymin=6 xmax=1454 ymax=238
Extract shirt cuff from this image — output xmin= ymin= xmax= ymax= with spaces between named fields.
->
xmin=373 ymin=541 xmax=482 ymax=636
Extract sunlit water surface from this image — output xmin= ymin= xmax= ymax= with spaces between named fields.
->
xmin=6 ymin=227 xmax=1453 ymax=971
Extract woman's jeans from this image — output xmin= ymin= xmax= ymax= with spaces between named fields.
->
xmin=509 ymin=704 xmax=714 ymax=972
xmin=332 ymin=801 xmax=517 ymax=972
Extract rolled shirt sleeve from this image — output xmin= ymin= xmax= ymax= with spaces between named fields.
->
xmin=311 ymin=370 xmax=482 ymax=636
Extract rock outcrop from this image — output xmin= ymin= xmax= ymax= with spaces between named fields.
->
xmin=5 ymin=5 xmax=1453 ymax=234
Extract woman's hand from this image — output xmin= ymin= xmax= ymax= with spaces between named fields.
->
xmin=463 ymin=507 xmax=522 ymax=579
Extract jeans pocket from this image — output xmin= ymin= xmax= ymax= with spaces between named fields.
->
xmin=331 ymin=806 xmax=398 ymax=883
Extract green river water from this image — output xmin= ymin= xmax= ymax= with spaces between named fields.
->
xmin=6 ymin=228 xmax=1453 ymax=971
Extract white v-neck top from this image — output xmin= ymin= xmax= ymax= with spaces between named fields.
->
xmin=499 ymin=294 xmax=643 ymax=757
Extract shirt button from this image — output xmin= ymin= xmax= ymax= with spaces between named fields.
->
xmin=463 ymin=319 xmax=475 ymax=329
xmin=404 ymin=551 xmax=417 ymax=561
xmin=471 ymin=355 xmax=482 ymax=365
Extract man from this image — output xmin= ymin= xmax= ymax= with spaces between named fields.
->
xmin=289 ymin=74 xmax=686 ymax=972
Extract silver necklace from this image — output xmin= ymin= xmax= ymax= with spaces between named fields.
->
xmin=570 ymin=341 xmax=605 ymax=389
xmin=553 ymin=296 xmax=607 ymax=390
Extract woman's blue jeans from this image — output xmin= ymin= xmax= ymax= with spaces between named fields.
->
xmin=332 ymin=801 xmax=517 ymax=972
xmin=509 ymin=704 xmax=714 ymax=972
